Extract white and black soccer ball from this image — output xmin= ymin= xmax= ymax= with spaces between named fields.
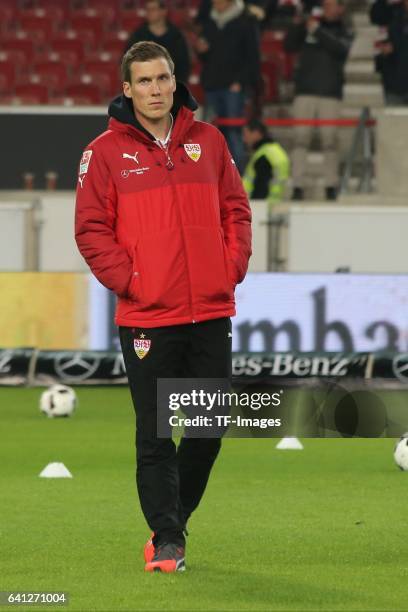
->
xmin=394 ymin=433 xmax=408 ymax=471
xmin=40 ymin=384 xmax=77 ymax=418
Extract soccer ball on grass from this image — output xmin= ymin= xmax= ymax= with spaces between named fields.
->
xmin=40 ymin=384 xmax=77 ymax=418
xmin=394 ymin=433 xmax=408 ymax=471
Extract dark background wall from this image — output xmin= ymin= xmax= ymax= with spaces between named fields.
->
xmin=0 ymin=111 xmax=108 ymax=190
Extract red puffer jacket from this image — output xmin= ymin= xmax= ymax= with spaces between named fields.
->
xmin=75 ymin=87 xmax=251 ymax=328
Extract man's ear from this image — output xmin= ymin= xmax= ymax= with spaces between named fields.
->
xmin=123 ymin=81 xmax=132 ymax=98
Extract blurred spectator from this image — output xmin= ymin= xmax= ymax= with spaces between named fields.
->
xmin=242 ymin=119 xmax=290 ymax=204
xmin=383 ymin=0 xmax=408 ymax=104
xmin=195 ymin=0 xmax=261 ymax=173
xmin=370 ymin=0 xmax=408 ymax=104
xmin=374 ymin=29 xmax=397 ymax=104
xmin=284 ymin=0 xmax=353 ymax=201
xmin=271 ymin=0 xmax=323 ymax=29
xmin=197 ymin=0 xmax=271 ymax=25
xmin=125 ymin=0 xmax=191 ymax=83
xmin=370 ymin=0 xmax=404 ymax=26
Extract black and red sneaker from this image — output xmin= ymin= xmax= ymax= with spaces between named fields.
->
xmin=144 ymin=542 xmax=186 ymax=573
xmin=143 ymin=533 xmax=155 ymax=564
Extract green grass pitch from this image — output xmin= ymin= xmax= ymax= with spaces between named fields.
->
xmin=1 ymin=386 xmax=408 ymax=612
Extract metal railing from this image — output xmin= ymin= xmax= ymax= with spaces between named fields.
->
xmin=339 ymin=106 xmax=375 ymax=195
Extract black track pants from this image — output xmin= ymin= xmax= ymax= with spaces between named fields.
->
xmin=119 ymin=317 xmax=232 ymax=547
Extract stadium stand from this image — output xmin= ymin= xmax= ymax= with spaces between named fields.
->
xmin=2 ymin=38 xmax=35 ymax=63
xmin=50 ymin=36 xmax=86 ymax=64
xmin=64 ymin=82 xmax=103 ymax=104
xmin=0 ymin=0 xmax=294 ymax=106
xmin=30 ymin=62 xmax=68 ymax=92
xmin=0 ymin=63 xmax=16 ymax=93
xmin=0 ymin=0 xmax=389 ymax=200
xmin=13 ymin=82 xmax=49 ymax=103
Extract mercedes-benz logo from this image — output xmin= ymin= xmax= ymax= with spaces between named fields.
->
xmin=392 ymin=354 xmax=408 ymax=382
xmin=0 ymin=349 xmax=13 ymax=374
xmin=54 ymin=353 xmax=101 ymax=382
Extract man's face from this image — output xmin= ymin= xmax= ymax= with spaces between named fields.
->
xmin=123 ymin=58 xmax=176 ymax=122
xmin=212 ymin=0 xmax=233 ymax=13
xmin=145 ymin=1 xmax=167 ymax=26
xmin=322 ymin=0 xmax=343 ymax=21
xmin=242 ymin=127 xmax=258 ymax=148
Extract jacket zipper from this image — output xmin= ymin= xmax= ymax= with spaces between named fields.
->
xmin=155 ymin=139 xmax=174 ymax=170
xmin=155 ymin=139 xmax=196 ymax=323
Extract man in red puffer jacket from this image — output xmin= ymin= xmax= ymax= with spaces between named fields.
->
xmin=75 ymin=41 xmax=251 ymax=573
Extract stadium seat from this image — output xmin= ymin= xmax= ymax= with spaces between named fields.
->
xmin=36 ymin=0 xmax=71 ymax=8
xmin=66 ymin=28 xmax=98 ymax=47
xmin=48 ymin=95 xmax=79 ymax=106
xmin=50 ymin=38 xmax=85 ymax=65
xmin=69 ymin=72 xmax=111 ymax=98
xmin=16 ymin=16 xmax=55 ymax=44
xmin=33 ymin=49 xmax=79 ymax=71
xmin=2 ymin=39 xmax=35 ymax=63
xmin=85 ymin=50 xmax=117 ymax=62
xmin=82 ymin=61 xmax=121 ymax=96
xmin=32 ymin=3 xmax=69 ymax=23
xmin=189 ymin=60 xmax=202 ymax=84
xmin=102 ymin=38 xmax=127 ymax=59
xmin=261 ymin=59 xmax=280 ymax=97
xmin=120 ymin=0 xmax=141 ymax=8
xmin=188 ymin=72 xmax=204 ymax=105
xmin=261 ymin=72 xmax=279 ymax=103
xmin=86 ymin=0 xmax=118 ymax=25
xmin=0 ymin=4 xmax=17 ymax=31
xmin=14 ymin=83 xmax=49 ymax=104
xmin=260 ymin=30 xmax=285 ymax=59
xmin=0 ymin=49 xmax=27 ymax=68
xmin=273 ymin=49 xmax=296 ymax=81
xmin=31 ymin=62 xmax=68 ymax=93
xmin=117 ymin=14 xmax=144 ymax=34
xmin=65 ymin=84 xmax=102 ymax=105
xmin=0 ymin=95 xmax=16 ymax=104
xmin=69 ymin=13 xmax=105 ymax=39
xmin=168 ymin=8 xmax=191 ymax=28
xmin=0 ymin=63 xmax=16 ymax=93
xmin=261 ymin=30 xmax=296 ymax=82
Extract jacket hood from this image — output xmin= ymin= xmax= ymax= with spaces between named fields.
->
xmin=108 ymin=81 xmax=198 ymax=141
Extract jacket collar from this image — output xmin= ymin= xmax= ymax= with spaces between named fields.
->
xmin=108 ymin=106 xmax=195 ymax=147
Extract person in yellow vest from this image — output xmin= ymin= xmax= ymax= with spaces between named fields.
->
xmin=242 ymin=119 xmax=290 ymax=205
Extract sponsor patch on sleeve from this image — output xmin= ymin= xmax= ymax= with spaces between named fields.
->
xmin=79 ymin=150 xmax=93 ymax=175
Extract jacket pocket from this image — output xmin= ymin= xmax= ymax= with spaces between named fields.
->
xmin=127 ymin=241 xmax=142 ymax=302
xmin=220 ymin=229 xmax=236 ymax=288
xmin=130 ymin=229 xmax=187 ymax=311
xmin=184 ymin=226 xmax=233 ymax=306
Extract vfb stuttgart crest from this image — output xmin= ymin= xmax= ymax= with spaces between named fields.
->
xmin=134 ymin=338 xmax=151 ymax=360
xmin=184 ymin=143 xmax=201 ymax=162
